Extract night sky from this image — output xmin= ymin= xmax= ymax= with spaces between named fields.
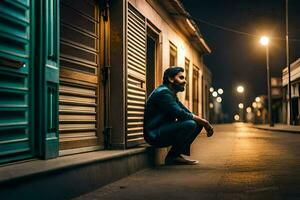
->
xmin=182 ymin=0 xmax=300 ymax=121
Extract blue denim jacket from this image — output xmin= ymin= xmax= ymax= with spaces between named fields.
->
xmin=143 ymin=84 xmax=193 ymax=144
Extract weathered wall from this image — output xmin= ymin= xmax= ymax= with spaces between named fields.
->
xmin=128 ymin=0 xmax=207 ymax=114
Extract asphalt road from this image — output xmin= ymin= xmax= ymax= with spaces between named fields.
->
xmin=75 ymin=123 xmax=300 ymax=200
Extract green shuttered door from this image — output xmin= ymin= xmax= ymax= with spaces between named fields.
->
xmin=0 ymin=0 xmax=34 ymax=163
xmin=39 ymin=0 xmax=60 ymax=158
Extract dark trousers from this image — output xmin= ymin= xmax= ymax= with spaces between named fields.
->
xmin=152 ymin=120 xmax=203 ymax=157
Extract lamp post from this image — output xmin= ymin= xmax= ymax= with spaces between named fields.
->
xmin=286 ymin=0 xmax=293 ymax=125
xmin=236 ymin=85 xmax=245 ymax=122
xmin=260 ymin=36 xmax=274 ymax=127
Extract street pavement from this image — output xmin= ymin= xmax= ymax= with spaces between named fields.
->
xmin=74 ymin=123 xmax=300 ymax=200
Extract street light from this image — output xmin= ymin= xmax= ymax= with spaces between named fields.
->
xmin=217 ymin=88 xmax=224 ymax=95
xmin=212 ymin=91 xmax=218 ymax=97
xmin=236 ymin=85 xmax=244 ymax=93
xmin=260 ymin=36 xmax=274 ymax=127
xmin=255 ymin=97 xmax=261 ymax=102
xmin=260 ymin=36 xmax=269 ymax=46
xmin=246 ymin=107 xmax=252 ymax=113
xmin=234 ymin=114 xmax=240 ymax=121
xmin=238 ymin=103 xmax=244 ymax=109
xmin=252 ymin=102 xmax=257 ymax=108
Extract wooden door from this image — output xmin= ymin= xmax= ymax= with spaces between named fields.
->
xmin=59 ymin=0 xmax=102 ymax=151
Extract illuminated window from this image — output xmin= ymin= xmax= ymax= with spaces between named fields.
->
xmin=193 ymin=65 xmax=199 ymax=115
xmin=185 ymin=58 xmax=190 ymax=100
xmin=169 ymin=42 xmax=177 ymax=66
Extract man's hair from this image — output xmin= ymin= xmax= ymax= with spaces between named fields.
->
xmin=163 ymin=66 xmax=184 ymax=85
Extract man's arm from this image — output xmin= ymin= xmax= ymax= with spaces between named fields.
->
xmin=155 ymin=89 xmax=193 ymax=121
xmin=193 ymin=114 xmax=214 ymax=136
xmin=176 ymin=96 xmax=212 ymax=129
xmin=177 ymin=99 xmax=192 ymax=114
xmin=175 ymin=94 xmax=213 ymax=133
xmin=192 ymin=114 xmax=208 ymax=126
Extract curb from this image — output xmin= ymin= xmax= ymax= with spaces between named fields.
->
xmin=252 ymin=126 xmax=300 ymax=134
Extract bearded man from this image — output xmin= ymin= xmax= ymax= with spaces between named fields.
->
xmin=143 ymin=66 xmax=214 ymax=165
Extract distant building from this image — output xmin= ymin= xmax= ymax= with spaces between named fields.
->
xmin=282 ymin=58 xmax=300 ymax=125
xmin=248 ymin=78 xmax=283 ymax=125
xmin=271 ymin=77 xmax=283 ymax=123
xmin=202 ymin=64 xmax=212 ymax=120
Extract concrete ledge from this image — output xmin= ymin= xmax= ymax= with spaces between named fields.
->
xmin=0 ymin=147 xmax=154 ymax=200
xmin=153 ymin=147 xmax=169 ymax=166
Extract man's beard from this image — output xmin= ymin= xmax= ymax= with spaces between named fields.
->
xmin=172 ymin=82 xmax=185 ymax=92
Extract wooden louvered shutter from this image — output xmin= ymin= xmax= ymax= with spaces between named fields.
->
xmin=0 ymin=0 xmax=34 ymax=163
xmin=126 ymin=4 xmax=146 ymax=147
xmin=193 ymin=66 xmax=199 ymax=115
xmin=59 ymin=0 xmax=102 ymax=151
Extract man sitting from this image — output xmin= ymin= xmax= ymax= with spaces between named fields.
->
xmin=143 ymin=66 xmax=214 ymax=165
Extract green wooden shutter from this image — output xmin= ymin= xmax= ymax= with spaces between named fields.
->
xmin=36 ymin=0 xmax=60 ymax=159
xmin=0 ymin=0 xmax=34 ymax=163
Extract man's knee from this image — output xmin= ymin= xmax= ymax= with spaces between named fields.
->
xmin=183 ymin=120 xmax=203 ymax=135
xmin=182 ymin=120 xmax=198 ymax=131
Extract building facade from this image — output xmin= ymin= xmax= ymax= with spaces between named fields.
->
xmin=282 ymin=58 xmax=300 ymax=125
xmin=0 ymin=0 xmax=211 ymax=165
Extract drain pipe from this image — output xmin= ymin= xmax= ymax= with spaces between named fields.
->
xmin=102 ymin=0 xmax=112 ymax=149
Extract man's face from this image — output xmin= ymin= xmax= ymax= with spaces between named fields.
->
xmin=169 ymin=71 xmax=187 ymax=92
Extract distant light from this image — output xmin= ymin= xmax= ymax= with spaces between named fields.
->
xmin=236 ymin=85 xmax=244 ymax=93
xmin=238 ymin=103 xmax=244 ymax=109
xmin=260 ymin=36 xmax=269 ymax=46
xmin=257 ymin=102 xmax=262 ymax=109
xmin=209 ymin=87 xmax=214 ymax=93
xmin=257 ymin=110 xmax=261 ymax=117
xmin=255 ymin=97 xmax=261 ymax=102
xmin=252 ymin=102 xmax=257 ymax=108
xmin=246 ymin=107 xmax=252 ymax=113
xmin=234 ymin=114 xmax=240 ymax=121
xmin=217 ymin=88 xmax=224 ymax=95
xmin=216 ymin=97 xmax=222 ymax=103
xmin=212 ymin=91 xmax=218 ymax=97
xmin=209 ymin=103 xmax=214 ymax=108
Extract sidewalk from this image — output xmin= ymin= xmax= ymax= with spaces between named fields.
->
xmin=74 ymin=124 xmax=300 ymax=200
xmin=252 ymin=123 xmax=300 ymax=133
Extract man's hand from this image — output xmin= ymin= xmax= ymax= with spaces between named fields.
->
xmin=193 ymin=114 xmax=214 ymax=137
xmin=204 ymin=122 xmax=214 ymax=137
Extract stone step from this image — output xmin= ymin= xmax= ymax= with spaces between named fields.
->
xmin=0 ymin=147 xmax=154 ymax=200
